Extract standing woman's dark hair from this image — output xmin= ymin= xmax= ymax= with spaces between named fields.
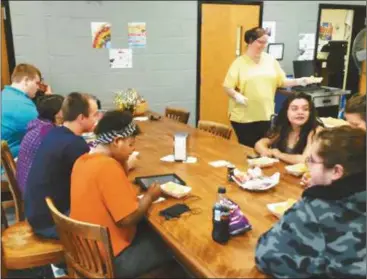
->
xmin=244 ymin=27 xmax=266 ymax=44
xmin=36 ymin=94 xmax=65 ymax=123
xmin=268 ymin=92 xmax=320 ymax=154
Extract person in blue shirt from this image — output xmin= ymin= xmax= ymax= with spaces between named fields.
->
xmin=1 ymin=64 xmax=41 ymax=158
xmin=25 ymin=92 xmax=99 ymax=239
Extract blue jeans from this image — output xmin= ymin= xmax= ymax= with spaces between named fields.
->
xmin=34 ymin=225 xmax=59 ymax=239
xmin=33 ymin=210 xmax=70 ymax=240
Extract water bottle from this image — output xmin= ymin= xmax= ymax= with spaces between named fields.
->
xmin=212 ymin=187 xmax=230 ymax=244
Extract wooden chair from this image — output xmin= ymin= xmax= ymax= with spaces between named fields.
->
xmin=1 ymin=142 xmax=22 ymax=222
xmin=198 ymin=120 xmax=232 ymax=140
xmin=1 ymin=179 xmax=15 ymax=212
xmin=1 ymin=141 xmax=64 ymax=275
xmin=165 ymin=107 xmax=190 ymax=124
xmin=46 ymin=196 xmax=115 ymax=278
xmin=46 ymin=197 xmax=190 ymax=279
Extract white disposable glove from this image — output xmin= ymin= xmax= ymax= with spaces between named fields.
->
xmin=296 ymin=77 xmax=308 ymax=87
xmin=296 ymin=76 xmax=323 ymax=87
xmin=234 ymin=92 xmax=248 ymax=106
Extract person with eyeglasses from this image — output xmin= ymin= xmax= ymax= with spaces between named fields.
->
xmin=255 ymin=126 xmax=366 ymax=278
xmin=344 ymin=93 xmax=366 ymax=131
xmin=223 ymin=27 xmax=320 ymax=148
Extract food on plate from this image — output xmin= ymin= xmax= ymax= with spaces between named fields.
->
xmin=320 ymin=117 xmax=349 ymax=128
xmin=285 ymin=163 xmax=308 ymax=176
xmin=272 ymin=199 xmax=297 ymax=216
xmin=233 ymin=168 xmax=280 ymax=191
xmin=233 ymin=167 xmax=262 ymax=183
xmin=247 ymin=156 xmax=278 ymax=167
xmin=161 ymin=182 xmax=187 ymax=194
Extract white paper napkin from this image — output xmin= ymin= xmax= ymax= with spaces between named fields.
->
xmin=134 ymin=116 xmax=149 ymax=121
xmin=160 ymin=154 xmax=197 ymax=164
xmin=208 ymin=160 xmax=231 ymax=168
xmin=137 ymin=195 xmax=166 ymax=204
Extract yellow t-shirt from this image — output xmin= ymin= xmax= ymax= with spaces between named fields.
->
xmin=223 ymin=52 xmax=286 ymax=123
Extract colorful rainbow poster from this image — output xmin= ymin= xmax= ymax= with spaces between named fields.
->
xmin=91 ymin=22 xmax=111 ymax=49
xmin=128 ymin=22 xmax=146 ymax=48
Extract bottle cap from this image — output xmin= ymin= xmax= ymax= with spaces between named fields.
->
xmin=218 ymin=187 xmax=226 ymax=194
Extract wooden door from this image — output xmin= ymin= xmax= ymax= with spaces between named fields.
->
xmin=1 ymin=5 xmax=10 ymax=89
xmin=199 ymin=3 xmax=261 ymax=127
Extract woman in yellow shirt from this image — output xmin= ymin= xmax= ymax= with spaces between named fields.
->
xmin=223 ymin=27 xmax=318 ymax=147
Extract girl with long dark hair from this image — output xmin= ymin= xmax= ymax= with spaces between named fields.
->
xmin=254 ymin=92 xmax=322 ymax=164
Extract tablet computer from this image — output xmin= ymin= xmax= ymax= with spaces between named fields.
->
xmin=135 ymin=173 xmax=186 ymax=190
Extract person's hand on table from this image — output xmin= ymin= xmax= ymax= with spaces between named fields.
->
xmin=270 ymin=148 xmax=282 ymax=159
xmin=259 ymin=149 xmax=274 ymax=158
xmin=146 ymin=182 xmax=162 ymax=202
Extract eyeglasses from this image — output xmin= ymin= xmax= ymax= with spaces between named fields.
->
xmin=305 ymin=155 xmax=323 ymax=165
xmin=256 ymin=39 xmax=268 ymax=45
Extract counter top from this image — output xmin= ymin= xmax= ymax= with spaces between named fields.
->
xmin=277 ymin=86 xmax=351 ymax=98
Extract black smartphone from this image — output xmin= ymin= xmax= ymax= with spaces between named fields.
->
xmin=159 ymin=203 xmax=190 ymax=220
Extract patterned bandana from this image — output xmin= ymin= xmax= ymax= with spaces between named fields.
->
xmin=95 ymin=122 xmax=137 ymax=144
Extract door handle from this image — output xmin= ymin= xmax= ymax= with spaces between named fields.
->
xmin=236 ymin=26 xmax=242 ymax=57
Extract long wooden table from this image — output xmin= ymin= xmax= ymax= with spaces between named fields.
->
xmin=130 ymin=116 xmax=303 ymax=278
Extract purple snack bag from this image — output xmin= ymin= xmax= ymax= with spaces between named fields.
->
xmin=225 ymin=199 xmax=252 ymax=236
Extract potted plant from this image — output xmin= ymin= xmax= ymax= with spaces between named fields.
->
xmin=113 ymin=88 xmax=148 ymax=116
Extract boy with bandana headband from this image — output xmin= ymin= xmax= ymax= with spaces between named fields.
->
xmin=70 ymin=110 xmax=172 ymax=278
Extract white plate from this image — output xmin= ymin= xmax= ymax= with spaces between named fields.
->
xmin=285 ymin=163 xmax=307 ymax=177
xmin=267 ymin=199 xmax=297 ymax=218
xmin=320 ymin=117 xmax=349 ymax=128
xmin=247 ymin=157 xmax=279 ymax=168
xmin=160 ymin=182 xmax=192 ymax=199
xmin=232 ymin=173 xmax=280 ymax=192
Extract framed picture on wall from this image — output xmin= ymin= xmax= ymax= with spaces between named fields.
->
xmin=267 ymin=43 xmax=284 ymax=60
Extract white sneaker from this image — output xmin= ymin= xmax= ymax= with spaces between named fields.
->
xmin=50 ymin=264 xmax=67 ymax=278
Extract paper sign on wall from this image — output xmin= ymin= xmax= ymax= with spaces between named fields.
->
xmin=262 ymin=21 xmax=276 ymax=43
xmin=297 ymin=33 xmax=316 ymax=61
xmin=319 ymin=22 xmax=333 ymax=41
xmin=109 ymin=49 xmax=132 ymax=68
xmin=128 ymin=22 xmax=146 ymax=48
xmin=91 ymin=22 xmax=111 ymax=49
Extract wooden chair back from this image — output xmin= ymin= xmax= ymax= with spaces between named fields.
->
xmin=198 ymin=120 xmax=232 ymax=140
xmin=45 ymin=197 xmax=115 ymax=278
xmin=165 ymin=107 xmax=190 ymax=124
xmin=1 ymin=141 xmax=24 ymax=222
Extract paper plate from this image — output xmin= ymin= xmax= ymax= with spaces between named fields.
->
xmin=233 ymin=173 xmax=280 ymax=192
xmin=160 ymin=182 xmax=191 ymax=199
xmin=285 ymin=163 xmax=307 ymax=177
xmin=320 ymin=117 xmax=349 ymax=128
xmin=267 ymin=199 xmax=297 ymax=218
xmin=247 ymin=157 xmax=279 ymax=168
